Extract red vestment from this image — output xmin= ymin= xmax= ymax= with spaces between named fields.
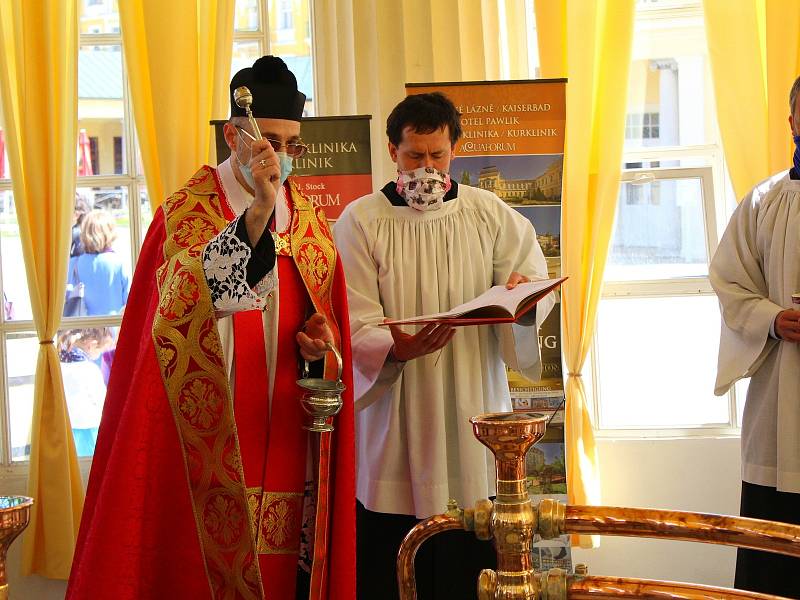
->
xmin=66 ymin=167 xmax=355 ymax=600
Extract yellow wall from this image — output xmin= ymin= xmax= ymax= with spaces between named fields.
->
xmin=78 ymin=99 xmax=124 ymax=175
xmin=269 ymin=0 xmax=311 ymax=57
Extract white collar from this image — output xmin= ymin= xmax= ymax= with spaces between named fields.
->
xmin=217 ymin=157 xmax=290 ymax=231
xmin=217 ymin=157 xmax=251 ymax=216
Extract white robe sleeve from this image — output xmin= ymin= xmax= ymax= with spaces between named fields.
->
xmin=709 ymin=188 xmax=783 ymax=395
xmin=201 ymin=214 xmax=277 ymax=317
xmin=491 ymin=201 xmax=556 ymax=381
xmin=333 ymin=210 xmax=404 ymax=410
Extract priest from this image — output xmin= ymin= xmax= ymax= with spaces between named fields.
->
xmin=710 ymin=75 xmax=800 ymax=598
xmin=332 ymin=91 xmax=555 ymax=599
xmin=66 ymin=56 xmax=355 ymax=600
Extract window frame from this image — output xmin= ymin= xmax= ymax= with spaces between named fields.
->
xmin=233 ymin=0 xmax=271 ymax=54
xmin=589 ymin=150 xmax=742 ymax=438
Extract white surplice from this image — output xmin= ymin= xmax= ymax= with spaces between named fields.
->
xmin=333 ymin=184 xmax=555 ymax=518
xmin=710 ymin=171 xmax=800 ymax=491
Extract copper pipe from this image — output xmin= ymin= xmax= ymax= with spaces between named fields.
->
xmin=568 ymin=575 xmax=787 ymax=599
xmin=565 ymin=505 xmax=800 ymax=558
xmin=397 ymin=512 xmax=465 ymax=600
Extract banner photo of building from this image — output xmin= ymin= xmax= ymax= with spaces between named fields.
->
xmin=406 ymin=79 xmax=570 ymax=570
xmin=212 ymin=115 xmax=372 ymax=220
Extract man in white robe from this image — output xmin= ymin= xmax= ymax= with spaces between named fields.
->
xmin=710 ymin=75 xmax=800 ymax=597
xmin=332 ymin=92 xmax=555 ymax=600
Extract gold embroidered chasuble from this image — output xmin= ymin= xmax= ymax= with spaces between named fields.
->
xmin=151 ymin=165 xmax=342 ymax=599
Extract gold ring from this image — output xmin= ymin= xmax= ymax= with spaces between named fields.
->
xmin=259 ymin=159 xmax=267 ymax=167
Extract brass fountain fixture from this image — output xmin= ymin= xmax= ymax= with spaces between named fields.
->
xmin=0 ymin=496 xmax=33 ymax=600
xmin=398 ymin=412 xmax=800 ymax=600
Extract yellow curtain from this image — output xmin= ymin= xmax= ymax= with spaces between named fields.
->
xmin=535 ymin=0 xmax=636 ymax=547
xmin=704 ymin=0 xmax=800 ymax=201
xmin=312 ymin=0 xmax=528 ymax=184
xmin=119 ymin=0 xmax=235 ymax=210
xmin=0 ymin=0 xmax=83 ymax=578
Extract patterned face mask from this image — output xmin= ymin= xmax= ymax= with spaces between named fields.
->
xmin=395 ymin=167 xmax=452 ymax=211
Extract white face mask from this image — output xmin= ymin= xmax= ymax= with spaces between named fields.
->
xmin=234 ymin=128 xmax=296 ymax=189
xmin=234 ymin=128 xmax=255 ymax=189
xmin=395 ymin=167 xmax=452 ymax=211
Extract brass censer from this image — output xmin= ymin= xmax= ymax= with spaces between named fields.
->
xmin=297 ymin=342 xmax=345 ymax=433
xmin=398 ymin=412 xmax=800 ymax=600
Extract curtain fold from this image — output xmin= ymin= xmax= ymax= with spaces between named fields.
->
xmin=313 ymin=0 xmax=526 ymax=184
xmin=504 ymin=0 xmax=529 ymax=79
xmin=534 ymin=0 xmax=636 ymax=548
xmin=0 ymin=0 xmax=83 ymax=578
xmin=119 ymin=0 xmax=235 ymax=210
xmin=704 ymin=0 xmax=800 ymax=201
xmin=534 ymin=0 xmax=566 ymax=78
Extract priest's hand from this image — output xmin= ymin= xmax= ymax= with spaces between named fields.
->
xmin=245 ymin=138 xmax=281 ymax=245
xmin=297 ymin=313 xmax=334 ymax=361
xmin=775 ymin=309 xmax=800 ymax=343
xmin=387 ymin=321 xmax=455 ymax=362
xmin=506 ymin=272 xmax=531 ymax=289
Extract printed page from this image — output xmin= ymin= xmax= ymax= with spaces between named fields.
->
xmin=386 ymin=278 xmax=564 ymax=325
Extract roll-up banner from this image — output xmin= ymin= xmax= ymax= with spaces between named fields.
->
xmin=406 ymin=79 xmax=570 ymax=571
xmin=211 ymin=115 xmax=373 ymax=221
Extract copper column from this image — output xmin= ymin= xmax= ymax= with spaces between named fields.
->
xmin=397 ymin=411 xmax=547 ymax=600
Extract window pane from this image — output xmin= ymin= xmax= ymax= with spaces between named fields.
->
xmin=8 ymin=332 xmax=37 ymax=461
xmin=8 ymin=328 xmax=116 ymax=461
xmin=606 ymin=175 xmax=709 ymax=281
xmin=268 ymin=0 xmax=315 ymax=116
xmin=235 ymin=0 xmax=260 ymax=32
xmin=140 ymin=185 xmax=153 ymax=245
xmin=69 ymin=188 xmax=132 ymax=317
xmin=623 ymin=157 xmax=711 ymax=170
xmin=79 ymin=0 xmax=120 ymax=35
xmin=78 ymin=45 xmax=126 ymax=176
xmin=58 ymin=327 xmax=118 ymax=457
xmin=232 ymin=41 xmax=262 ymax=81
xmin=626 ymin=3 xmax=713 ymax=149
xmin=596 ymin=295 xmax=728 ymax=428
xmin=0 ymin=191 xmax=33 ymax=321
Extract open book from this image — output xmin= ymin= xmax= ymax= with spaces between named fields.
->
xmin=382 ymin=277 xmax=566 ymax=326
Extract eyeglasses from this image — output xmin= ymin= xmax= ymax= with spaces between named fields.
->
xmin=235 ymin=126 xmax=308 ymax=158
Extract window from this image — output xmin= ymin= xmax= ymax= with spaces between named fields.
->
xmin=643 ymin=111 xmax=660 ymax=139
xmin=589 ymin=0 xmax=741 ymax=435
xmin=278 ymin=0 xmax=293 ymax=31
xmin=232 ymin=0 xmax=316 ymax=115
xmin=262 ymin=0 xmax=315 ymax=115
xmin=113 ymin=136 xmax=123 ymax=174
xmin=626 ymin=112 xmax=661 ymax=141
xmin=89 ymin=136 xmax=99 ymax=173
